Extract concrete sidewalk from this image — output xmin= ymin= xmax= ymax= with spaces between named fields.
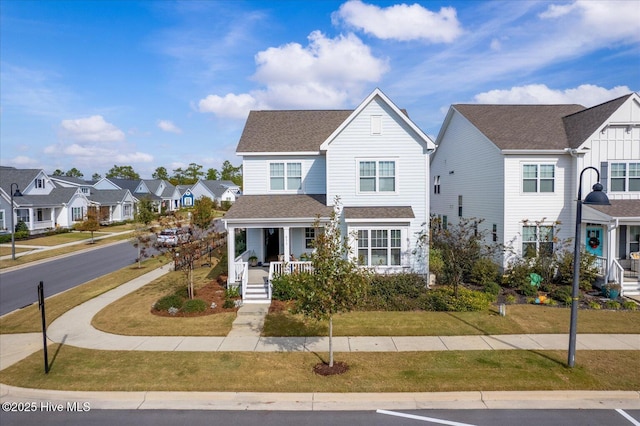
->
xmin=1 ymin=265 xmax=639 ymax=410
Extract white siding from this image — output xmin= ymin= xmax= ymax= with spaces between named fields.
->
xmin=503 ymin=154 xmax=574 ymax=258
xmin=430 ymin=110 xmax=505 ymax=245
xmin=242 ymin=155 xmax=326 ymax=195
xmin=325 ymin=97 xmax=430 ymax=270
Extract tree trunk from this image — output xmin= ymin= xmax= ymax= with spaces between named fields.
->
xmin=329 ymin=315 xmax=333 ymax=367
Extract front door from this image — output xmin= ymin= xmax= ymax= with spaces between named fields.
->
xmin=264 ymin=228 xmax=280 ymax=262
xmin=585 ymin=226 xmax=603 ymax=257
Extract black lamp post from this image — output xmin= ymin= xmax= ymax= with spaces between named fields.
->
xmin=568 ymin=167 xmax=610 ymax=368
xmin=10 ymin=183 xmax=23 ymax=261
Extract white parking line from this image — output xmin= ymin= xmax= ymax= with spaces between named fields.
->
xmin=376 ymin=409 xmax=477 ymax=426
xmin=617 ymin=409 xmax=640 ymax=426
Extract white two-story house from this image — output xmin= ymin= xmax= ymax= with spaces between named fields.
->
xmin=224 ymin=89 xmax=436 ymax=302
xmin=430 ymin=92 xmax=640 ymax=295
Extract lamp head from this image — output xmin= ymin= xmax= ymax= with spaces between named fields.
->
xmin=583 ymin=182 xmax=610 ymax=205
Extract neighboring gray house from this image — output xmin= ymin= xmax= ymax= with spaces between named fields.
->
xmin=0 ymin=167 xmax=90 ymax=234
xmin=190 ymin=179 xmax=241 ymax=206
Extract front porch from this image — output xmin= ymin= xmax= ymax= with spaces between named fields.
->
xmin=231 ymin=261 xmax=314 ymax=304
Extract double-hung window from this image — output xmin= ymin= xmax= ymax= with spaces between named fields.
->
xmin=358 ymin=160 xmax=395 ymax=193
xmin=522 ymin=225 xmax=554 ymax=258
xmin=523 ymin=164 xmax=554 ymax=193
xmin=0 ymin=210 xmax=5 ymax=230
xmin=357 ymin=229 xmax=401 ymax=266
xmin=270 ymin=162 xmax=302 ymax=191
xmin=304 ymin=227 xmax=315 ymax=249
xmin=72 ymin=207 xmax=83 ymax=221
xmin=35 ymin=178 xmax=45 ymax=189
xmin=611 ymin=162 xmax=640 ymax=192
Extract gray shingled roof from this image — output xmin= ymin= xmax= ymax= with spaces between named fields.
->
xmin=224 ymin=194 xmax=332 ymax=220
xmin=585 ymin=199 xmax=640 ymax=218
xmin=453 ymin=104 xmax=585 ymax=150
xmin=108 ymin=178 xmax=141 ymax=193
xmin=563 ymin=94 xmax=633 ymax=148
xmin=236 ymin=110 xmax=353 ymax=152
xmin=0 ymin=167 xmax=42 ymax=196
xmin=344 ymin=206 xmax=415 ymax=219
xmin=87 ymin=189 xmax=131 ymax=204
xmin=12 ymin=187 xmax=82 ymax=207
xmin=201 ymin=180 xmax=240 ymax=198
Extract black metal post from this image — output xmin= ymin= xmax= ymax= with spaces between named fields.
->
xmin=38 ymin=281 xmax=49 ymax=374
xmin=10 ymin=183 xmax=19 ymax=260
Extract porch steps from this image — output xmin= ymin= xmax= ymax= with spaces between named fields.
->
xmin=242 ymin=267 xmax=270 ymax=304
xmin=622 ymin=276 xmax=640 ymax=296
xmin=243 ymin=282 xmax=270 ymax=303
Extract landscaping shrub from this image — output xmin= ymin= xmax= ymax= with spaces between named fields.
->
xmin=588 ymin=300 xmax=601 ymax=310
xmin=222 ymin=298 xmax=236 ymax=309
xmin=555 ymin=249 xmax=599 ymax=291
xmin=173 ymin=286 xmax=190 ymax=299
xmin=271 ymin=273 xmax=298 ymax=301
xmin=182 ymin=298 xmax=208 ymax=313
xmin=483 ymin=281 xmax=501 ymax=296
xmin=502 ymin=258 xmax=532 ymax=289
xmin=362 ymin=273 xmax=428 ymax=311
xmin=623 ymin=300 xmax=638 ymax=311
xmin=550 ymin=286 xmax=572 ymax=305
xmin=225 ymin=286 xmax=240 ymax=299
xmin=419 ymin=287 xmax=494 ymax=312
xmin=154 ymin=294 xmax=185 ymax=311
xmin=470 ymin=258 xmax=500 ymax=286
xmin=604 ymin=300 xmax=621 ymax=310
xmin=429 ymin=248 xmax=444 ymax=278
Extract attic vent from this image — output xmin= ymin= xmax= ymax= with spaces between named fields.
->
xmin=371 ymin=115 xmax=382 ymax=135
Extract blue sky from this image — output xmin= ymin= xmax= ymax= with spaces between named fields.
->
xmin=1 ymin=0 xmax=639 ymax=178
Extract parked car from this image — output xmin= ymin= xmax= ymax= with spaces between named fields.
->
xmin=156 ymin=228 xmax=190 ymax=247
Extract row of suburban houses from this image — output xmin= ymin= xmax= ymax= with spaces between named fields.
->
xmin=223 ymin=89 xmax=639 ymax=300
xmin=0 ymin=168 xmax=240 ymax=233
xmin=2 ymin=88 xmax=638 ymax=298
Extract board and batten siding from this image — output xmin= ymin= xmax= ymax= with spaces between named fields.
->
xmin=579 ymin=97 xmax=640 ymax=201
xmin=242 ymin=155 xmax=326 ymax=195
xmin=430 ymin=110 xmax=505 ymax=247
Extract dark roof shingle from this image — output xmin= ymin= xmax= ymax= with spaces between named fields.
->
xmin=236 ymin=110 xmax=352 ymax=153
xmin=224 ymin=194 xmax=332 ymax=220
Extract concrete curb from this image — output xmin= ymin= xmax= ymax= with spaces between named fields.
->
xmin=1 ymin=385 xmax=639 ymax=410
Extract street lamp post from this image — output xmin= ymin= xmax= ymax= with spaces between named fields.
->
xmin=568 ymin=167 xmax=610 ymax=368
xmin=10 ymin=183 xmax=23 ymax=261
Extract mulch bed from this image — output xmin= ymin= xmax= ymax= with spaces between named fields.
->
xmin=151 ymin=277 xmax=240 ymax=317
xmin=313 ymin=361 xmax=349 ymax=376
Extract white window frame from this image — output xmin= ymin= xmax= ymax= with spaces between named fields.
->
xmin=357 ymin=159 xmax=397 ymax=194
xmin=522 ymin=163 xmax=555 ymax=193
xmin=0 ymin=210 xmax=5 ymax=231
xmin=304 ymin=227 xmax=315 ymax=249
xmin=35 ymin=178 xmax=45 ymax=189
xmin=610 ymin=162 xmax=640 ymax=192
xmin=356 ymin=228 xmax=402 ymax=267
xmin=370 ymin=115 xmax=382 ymax=135
xmin=72 ymin=207 xmax=83 ymax=222
xmin=16 ymin=209 xmax=30 ymax=224
xmin=269 ymin=162 xmax=302 ymax=192
xmin=522 ymin=224 xmax=554 ymax=258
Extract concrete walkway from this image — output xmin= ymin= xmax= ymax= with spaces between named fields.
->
xmin=1 ymin=265 xmax=640 ymax=410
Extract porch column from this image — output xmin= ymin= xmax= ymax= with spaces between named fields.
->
xmin=283 ymin=226 xmax=290 ymax=260
xmin=608 ymin=223 xmax=617 ymax=281
xmin=227 ymin=225 xmax=236 ymax=286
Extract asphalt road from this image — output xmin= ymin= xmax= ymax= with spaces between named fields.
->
xmin=2 ymin=409 xmax=639 ymax=426
xmin=0 ymin=241 xmax=142 ymax=316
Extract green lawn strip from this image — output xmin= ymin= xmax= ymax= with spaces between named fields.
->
xmin=91 ymin=267 xmax=234 ymax=336
xmin=2 ymin=346 xmax=638 ymax=392
xmin=0 ymin=257 xmax=171 ymax=334
xmin=263 ymin=306 xmax=640 ymax=337
xmin=0 ymin=233 xmax=136 ymax=270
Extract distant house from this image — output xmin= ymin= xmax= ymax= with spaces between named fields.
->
xmin=0 ymin=167 xmax=90 ymax=234
xmin=143 ymin=179 xmax=181 ymax=212
xmin=178 ymin=186 xmax=195 ymax=207
xmin=430 ymin=92 xmax=640 ymax=296
xmin=94 ymin=177 xmax=179 ymax=213
xmin=224 ymin=88 xmax=436 ymax=302
xmin=190 ymin=179 xmax=241 ymax=206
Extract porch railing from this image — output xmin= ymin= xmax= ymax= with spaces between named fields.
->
xmin=233 ymin=261 xmax=249 ymax=298
xmin=268 ymin=261 xmax=313 ymax=298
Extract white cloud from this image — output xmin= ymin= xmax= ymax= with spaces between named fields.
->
xmin=10 ymin=155 xmax=39 ymax=166
xmin=59 ymin=115 xmax=125 ymax=143
xmin=157 ymin=120 xmax=182 ymax=134
xmin=473 ymin=84 xmax=632 ymax=107
xmin=334 ymin=0 xmax=463 ymax=43
xmin=198 ymin=30 xmax=389 ymax=117
xmin=198 ymin=93 xmax=259 ymax=119
xmin=539 ymin=1 xmax=640 ymax=43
